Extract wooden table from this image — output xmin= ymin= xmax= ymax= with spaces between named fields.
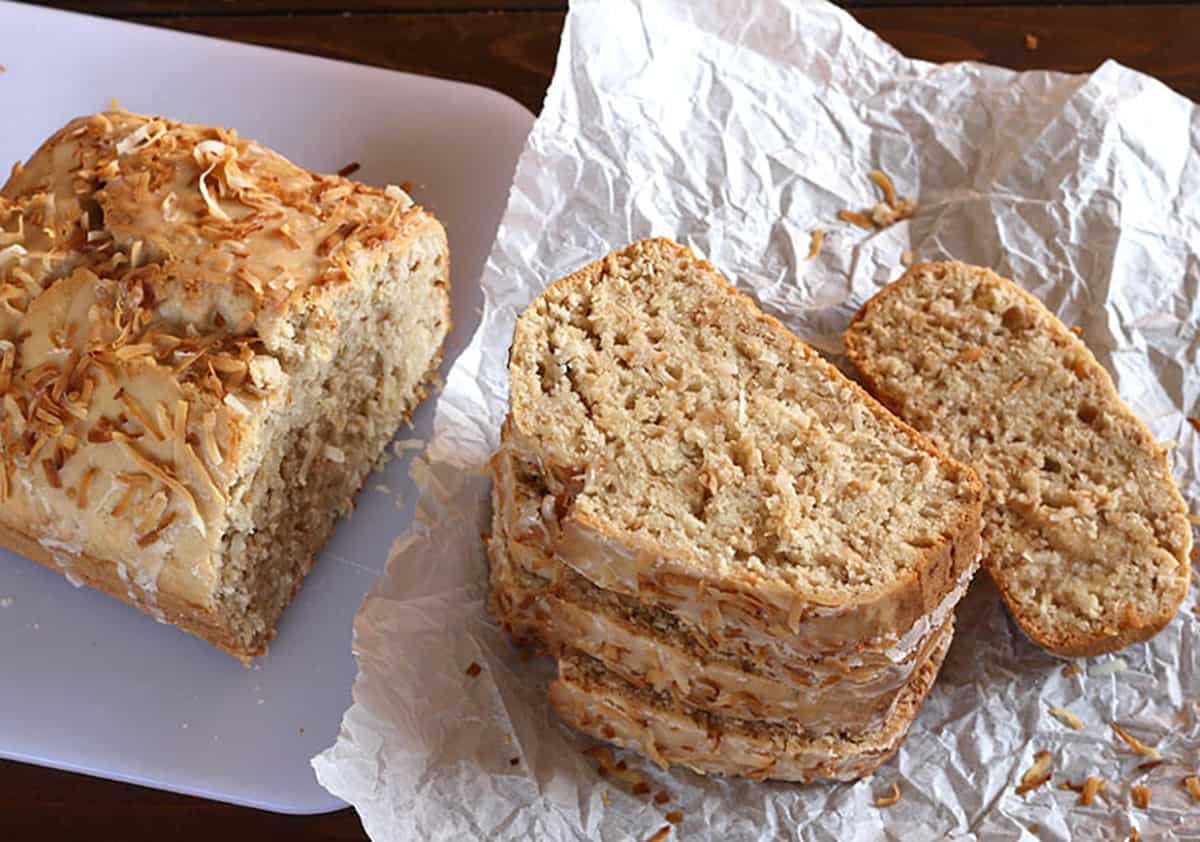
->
xmin=6 ymin=1 xmax=1197 ymax=838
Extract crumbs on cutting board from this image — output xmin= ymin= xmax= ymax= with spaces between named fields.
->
xmin=1025 ymin=33 xmax=1039 ymax=51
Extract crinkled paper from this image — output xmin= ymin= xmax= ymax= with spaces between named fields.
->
xmin=313 ymin=1 xmax=1200 ymax=838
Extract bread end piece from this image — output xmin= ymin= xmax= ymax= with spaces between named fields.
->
xmin=846 ymin=261 xmax=1191 ymax=657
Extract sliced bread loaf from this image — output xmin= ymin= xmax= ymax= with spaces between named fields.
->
xmin=488 ymin=486 xmax=943 ymax=732
xmin=547 ymin=626 xmax=952 ymax=783
xmin=489 ymin=438 xmax=964 ymax=703
xmin=506 ymin=238 xmax=983 ymax=653
xmin=845 ymin=261 xmax=1192 ymax=656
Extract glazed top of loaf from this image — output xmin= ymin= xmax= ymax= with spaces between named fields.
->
xmin=0 ymin=110 xmax=431 ymax=608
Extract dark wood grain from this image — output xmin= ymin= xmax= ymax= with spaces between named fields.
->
xmin=122 ymin=11 xmax=565 ymax=114
xmin=36 ymin=0 xmax=568 ymax=12
xmin=0 ymin=759 xmax=367 ymax=838
xmin=852 ymin=4 xmax=1200 ymax=101
xmin=6 ymin=2 xmax=1197 ymax=840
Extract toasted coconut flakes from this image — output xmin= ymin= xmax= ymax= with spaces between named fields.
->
xmin=170 ymin=401 xmax=187 ymax=444
xmin=869 ymin=196 xmax=915 ymax=227
xmin=115 ymin=120 xmax=166 ymax=156
xmin=197 ymin=160 xmax=231 ymax=222
xmin=465 ymin=661 xmax=482 ymax=677
xmin=1184 ymin=775 xmax=1200 ymax=801
xmin=277 ymin=223 xmax=303 ymax=250
xmin=41 ymin=458 xmax=62 ymax=489
xmin=1016 ymin=751 xmax=1053 ymax=794
xmin=1112 ymin=724 xmax=1162 ymax=759
xmin=0 ymin=243 xmax=28 ymax=266
xmin=223 ymin=393 xmax=250 ymax=418
xmin=1136 ymin=760 xmax=1165 ymax=773
xmin=874 ymin=782 xmax=901 ymax=807
xmin=1089 ymin=658 xmax=1126 ymax=677
xmin=1062 ymin=662 xmax=1082 ymax=677
xmin=118 ymin=391 xmax=165 ymax=441
xmin=116 ymin=437 xmax=202 ymax=528
xmin=900 ymin=250 xmax=914 ymax=266
xmin=1131 ymin=784 xmax=1151 ymax=808
xmin=1079 ymin=776 xmax=1106 ymax=806
xmin=161 ymin=191 xmax=183 ymax=224
xmin=110 ymin=481 xmax=140 ymax=518
xmin=137 ymin=510 xmax=177 ymax=548
xmin=644 ymin=827 xmax=671 ymax=842
xmin=806 ymin=229 xmax=825 ymax=260
xmin=1049 ymin=706 xmax=1084 ymax=730
xmin=76 ymin=466 xmax=98 ymax=510
xmin=868 ymin=169 xmax=899 ymax=208
xmin=200 ymin=411 xmax=223 ymax=466
xmin=837 ymin=209 xmax=874 ymax=229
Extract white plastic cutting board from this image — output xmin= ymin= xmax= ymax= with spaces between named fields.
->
xmin=0 ymin=1 xmax=533 ymax=814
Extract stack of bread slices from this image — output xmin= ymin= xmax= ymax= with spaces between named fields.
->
xmin=486 ymin=238 xmax=984 ymax=782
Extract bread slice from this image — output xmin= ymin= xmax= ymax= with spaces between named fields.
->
xmin=845 ymin=261 xmax=1192 ymax=656
xmin=548 ymin=623 xmax=952 ymax=784
xmin=505 ymin=238 xmax=982 ymax=655
xmin=0 ymin=110 xmax=450 ymax=659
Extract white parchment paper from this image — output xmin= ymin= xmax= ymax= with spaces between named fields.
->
xmin=313 ymin=1 xmax=1200 ymax=838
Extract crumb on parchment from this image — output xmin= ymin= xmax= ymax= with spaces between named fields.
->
xmin=1016 ymin=751 xmax=1052 ymax=794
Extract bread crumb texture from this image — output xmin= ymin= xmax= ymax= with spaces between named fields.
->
xmin=847 ymin=261 xmax=1192 ymax=656
xmin=509 ymin=239 xmax=978 ymax=602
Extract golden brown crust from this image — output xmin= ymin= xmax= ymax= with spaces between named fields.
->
xmin=507 ymin=238 xmax=983 ymax=648
xmin=546 ymin=619 xmax=954 ymax=783
xmin=846 ymin=261 xmax=1192 ymax=657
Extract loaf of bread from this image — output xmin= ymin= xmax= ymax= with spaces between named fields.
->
xmin=0 ymin=110 xmax=450 ymax=660
xmin=488 ymin=238 xmax=981 ymax=781
xmin=846 ymin=261 xmax=1192 ymax=656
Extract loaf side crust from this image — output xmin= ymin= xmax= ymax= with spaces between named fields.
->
xmin=486 ymin=475 xmax=952 ymax=732
xmin=547 ymin=621 xmax=953 ymax=784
